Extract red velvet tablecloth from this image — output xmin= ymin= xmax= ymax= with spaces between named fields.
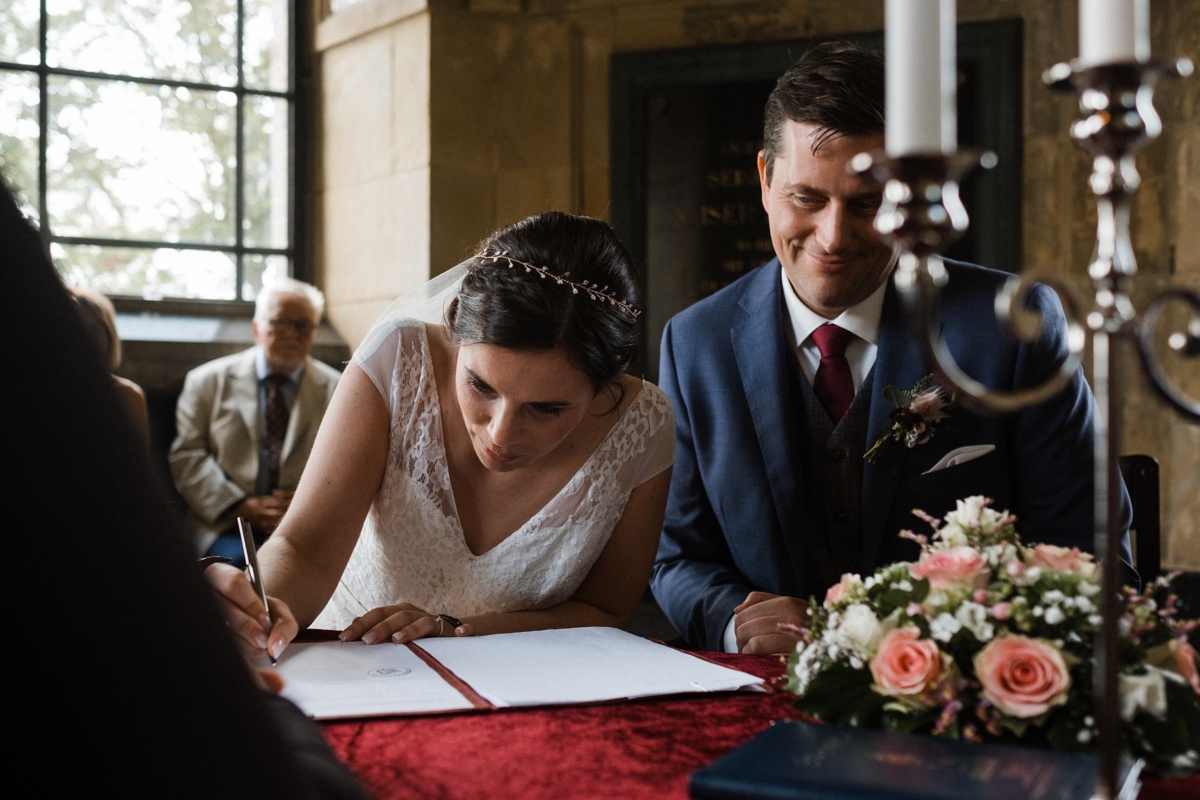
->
xmin=319 ymin=650 xmax=1200 ymax=800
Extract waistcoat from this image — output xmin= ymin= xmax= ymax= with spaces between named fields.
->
xmin=792 ymin=362 xmax=874 ymax=593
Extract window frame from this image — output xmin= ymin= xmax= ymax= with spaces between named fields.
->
xmin=1 ymin=1 xmax=313 ymax=312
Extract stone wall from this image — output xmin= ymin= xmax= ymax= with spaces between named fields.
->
xmin=311 ymin=0 xmax=1198 ymax=569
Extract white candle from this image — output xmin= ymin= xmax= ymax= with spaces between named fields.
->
xmin=938 ymin=1 xmax=957 ymax=153
xmin=885 ymin=0 xmax=957 ymax=156
xmin=1078 ymin=0 xmax=1150 ymax=67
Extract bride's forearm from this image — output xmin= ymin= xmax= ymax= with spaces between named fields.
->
xmin=257 ymin=531 xmax=346 ymax=630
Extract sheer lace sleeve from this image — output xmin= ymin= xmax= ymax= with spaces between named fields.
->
xmin=625 ymin=381 xmax=675 ymax=487
xmin=352 ymin=316 xmax=412 ymax=404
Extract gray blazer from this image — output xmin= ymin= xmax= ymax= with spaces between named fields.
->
xmin=168 ymin=347 xmax=342 ymax=553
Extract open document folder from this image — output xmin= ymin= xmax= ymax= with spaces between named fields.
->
xmin=277 ymin=626 xmax=765 ymax=719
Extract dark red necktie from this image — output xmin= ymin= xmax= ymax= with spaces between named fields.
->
xmin=812 ymin=324 xmax=856 ymax=423
xmin=264 ymin=374 xmax=289 ymax=491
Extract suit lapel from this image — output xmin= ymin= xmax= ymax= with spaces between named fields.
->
xmin=233 ymin=351 xmax=261 ymax=447
xmin=860 ymin=282 xmax=933 ymax=570
xmin=730 ymin=263 xmax=811 ymax=581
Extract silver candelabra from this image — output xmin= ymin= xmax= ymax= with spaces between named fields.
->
xmin=856 ymin=54 xmax=1196 ymax=800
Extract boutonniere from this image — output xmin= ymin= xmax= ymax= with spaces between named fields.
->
xmin=864 ymin=374 xmax=953 ymax=464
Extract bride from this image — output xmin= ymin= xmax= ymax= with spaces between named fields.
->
xmin=208 ymin=211 xmax=675 ymax=660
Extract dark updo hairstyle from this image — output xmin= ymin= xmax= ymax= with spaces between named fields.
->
xmin=445 ymin=211 xmax=640 ymax=402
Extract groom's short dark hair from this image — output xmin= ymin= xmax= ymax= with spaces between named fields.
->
xmin=761 ymin=40 xmax=885 ymax=183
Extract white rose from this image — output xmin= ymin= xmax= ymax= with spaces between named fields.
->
xmin=836 ymin=603 xmax=887 ymax=658
xmin=946 ymin=496 xmax=989 ymax=528
xmin=938 ymin=522 xmax=969 ymax=547
xmin=976 ymin=506 xmax=1009 ymax=533
xmin=1119 ymin=668 xmax=1168 ymax=721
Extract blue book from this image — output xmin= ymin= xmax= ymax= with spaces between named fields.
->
xmin=689 ymin=720 xmax=1142 ymax=800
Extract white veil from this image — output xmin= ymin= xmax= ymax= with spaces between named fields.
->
xmin=353 ymin=260 xmax=471 ymax=361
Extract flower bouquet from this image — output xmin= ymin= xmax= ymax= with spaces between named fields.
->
xmin=784 ymin=496 xmax=1200 ymax=777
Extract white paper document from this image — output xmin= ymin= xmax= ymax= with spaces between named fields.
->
xmin=277 ymin=626 xmax=764 ymax=719
xmin=278 ymin=640 xmax=477 ymax=718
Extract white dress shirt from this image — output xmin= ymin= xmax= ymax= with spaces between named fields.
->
xmin=780 ymin=265 xmax=888 ymax=390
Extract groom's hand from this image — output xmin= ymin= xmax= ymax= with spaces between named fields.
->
xmin=733 ymin=591 xmax=809 ymax=655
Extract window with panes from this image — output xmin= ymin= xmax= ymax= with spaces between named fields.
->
xmin=0 ymin=0 xmax=301 ymax=302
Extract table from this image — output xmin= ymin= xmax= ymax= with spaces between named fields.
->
xmin=318 ymin=649 xmax=1200 ymax=800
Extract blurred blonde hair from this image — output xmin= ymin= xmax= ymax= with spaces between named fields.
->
xmin=70 ymin=287 xmax=121 ymax=371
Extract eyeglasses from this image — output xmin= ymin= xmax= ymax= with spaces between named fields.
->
xmin=268 ymin=317 xmax=316 ymax=335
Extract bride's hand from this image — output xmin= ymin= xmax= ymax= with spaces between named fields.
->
xmin=204 ymin=561 xmax=298 ymax=661
xmin=339 ymin=603 xmax=474 ymax=644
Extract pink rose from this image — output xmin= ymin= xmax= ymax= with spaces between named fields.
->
xmin=990 ymin=601 xmax=1012 ymax=621
xmin=974 ymin=635 xmax=1071 ymax=718
xmin=823 ymin=573 xmax=862 ymax=609
xmin=870 ymin=628 xmax=944 ymax=697
xmin=1026 ymin=544 xmax=1095 ymax=575
xmin=910 ymin=546 xmax=989 ymax=590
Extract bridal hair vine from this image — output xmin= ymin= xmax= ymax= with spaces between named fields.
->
xmin=481 ymin=249 xmax=641 ymax=319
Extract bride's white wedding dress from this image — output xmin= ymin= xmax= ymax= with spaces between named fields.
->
xmin=314 ymin=319 xmax=674 ymax=629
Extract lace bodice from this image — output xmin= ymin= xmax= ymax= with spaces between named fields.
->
xmin=313 ymin=319 xmax=675 ymax=629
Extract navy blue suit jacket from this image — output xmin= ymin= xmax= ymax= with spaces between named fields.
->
xmin=650 ymin=258 xmax=1132 ymax=651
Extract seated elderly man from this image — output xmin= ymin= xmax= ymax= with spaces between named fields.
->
xmin=170 ymin=277 xmax=341 ymax=566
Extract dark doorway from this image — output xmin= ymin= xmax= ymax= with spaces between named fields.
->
xmin=611 ymin=21 xmax=1023 ymax=381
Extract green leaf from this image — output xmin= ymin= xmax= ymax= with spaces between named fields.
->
xmin=796 ymin=662 xmax=886 ymax=727
xmin=881 ymin=706 xmax=941 ymax=734
xmin=783 ymin=650 xmax=805 ymax=696
xmin=881 ymin=385 xmax=905 ymax=406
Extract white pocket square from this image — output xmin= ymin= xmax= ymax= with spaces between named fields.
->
xmin=923 ymin=444 xmax=996 ymax=475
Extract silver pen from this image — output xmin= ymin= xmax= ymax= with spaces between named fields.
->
xmin=237 ymin=516 xmax=277 ymax=667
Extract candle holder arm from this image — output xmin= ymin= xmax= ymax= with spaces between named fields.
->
xmin=1133 ymin=287 xmax=1200 ymax=421
xmin=895 ymin=257 xmax=1089 ymax=414
xmin=855 ymin=150 xmax=1089 ymax=413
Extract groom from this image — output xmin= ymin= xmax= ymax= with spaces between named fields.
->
xmin=649 ymin=41 xmax=1132 ymax=655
